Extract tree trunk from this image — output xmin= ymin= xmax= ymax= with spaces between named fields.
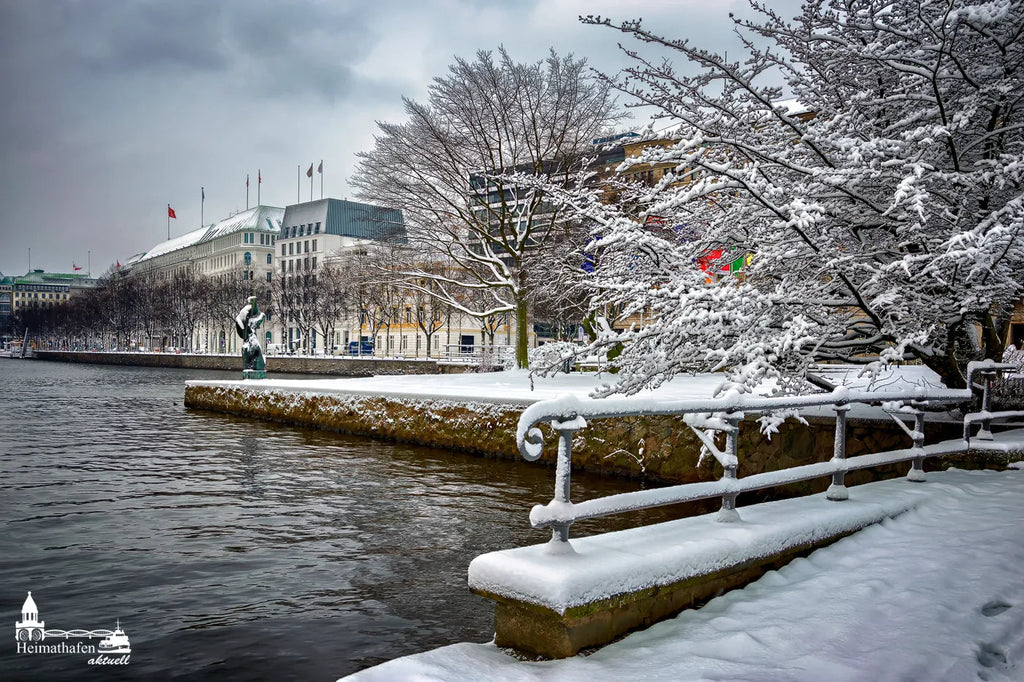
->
xmin=515 ymin=296 xmax=530 ymax=369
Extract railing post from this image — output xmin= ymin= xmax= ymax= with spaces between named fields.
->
xmin=826 ymin=405 xmax=850 ymax=501
xmin=907 ymin=409 xmax=927 ymax=482
xmin=550 ymin=415 xmax=581 ymax=543
xmin=977 ymin=370 xmax=996 ymax=441
xmin=717 ymin=414 xmax=742 ymax=523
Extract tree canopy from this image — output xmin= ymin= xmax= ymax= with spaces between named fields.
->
xmin=557 ymin=0 xmax=1024 ymax=391
xmin=352 ymin=47 xmax=623 ymax=368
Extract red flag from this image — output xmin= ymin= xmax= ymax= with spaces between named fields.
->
xmin=116 ymin=260 xmax=121 ymax=268
xmin=306 ymin=163 xmax=313 ymax=178
xmin=246 ymin=174 xmax=250 ymax=188
xmin=317 ymin=160 xmax=323 ymax=174
xmin=73 ymin=263 xmax=82 ymax=271
xmin=258 ymin=170 xmax=261 ymax=184
xmin=168 ymin=205 xmax=177 ymax=219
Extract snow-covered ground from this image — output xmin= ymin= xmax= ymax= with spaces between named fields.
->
xmin=190 ymin=368 xmax=628 ymax=405
xmin=344 ymin=463 xmax=1024 ymax=682
xmin=191 ymin=364 xmax=953 ymax=415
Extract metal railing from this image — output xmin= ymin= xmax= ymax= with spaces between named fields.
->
xmin=516 ymin=360 xmax=1023 ymax=545
xmin=440 ymin=343 xmax=513 ymax=367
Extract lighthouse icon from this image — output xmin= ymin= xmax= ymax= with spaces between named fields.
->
xmin=15 ymin=592 xmax=45 ymax=642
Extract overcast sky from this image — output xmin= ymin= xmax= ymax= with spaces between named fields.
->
xmin=0 ymin=0 xmax=803 ymax=277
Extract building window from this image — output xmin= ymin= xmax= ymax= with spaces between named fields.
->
xmin=315 ymin=222 xmax=321 ymax=233
xmin=304 ymin=240 xmax=309 ymax=253
xmin=244 ymin=252 xmax=252 ymax=265
xmin=288 ymin=260 xmax=294 ymax=272
xmin=266 ymin=253 xmax=272 ymax=265
xmin=312 ymin=239 xmax=317 ymax=252
xmin=266 ymin=272 xmax=272 ymax=283
xmin=300 ymin=225 xmax=305 ymax=236
xmin=288 ymin=243 xmax=294 ymax=255
xmin=281 ymin=244 xmax=286 ymax=256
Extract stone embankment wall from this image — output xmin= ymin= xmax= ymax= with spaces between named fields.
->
xmin=184 ymin=382 xmax=967 ymax=485
xmin=32 ymin=350 xmax=474 ymax=376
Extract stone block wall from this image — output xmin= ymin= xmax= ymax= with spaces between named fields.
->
xmin=184 ymin=383 xmax=964 ymax=486
xmin=33 ymin=350 xmax=450 ymax=376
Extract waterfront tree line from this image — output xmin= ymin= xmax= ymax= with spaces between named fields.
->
xmin=4 ymin=242 xmax=590 ymax=355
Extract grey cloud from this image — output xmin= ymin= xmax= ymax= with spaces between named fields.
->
xmin=0 ymin=0 xmax=808 ymax=277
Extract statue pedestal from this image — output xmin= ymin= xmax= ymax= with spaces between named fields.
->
xmin=242 ymin=369 xmax=267 ymax=380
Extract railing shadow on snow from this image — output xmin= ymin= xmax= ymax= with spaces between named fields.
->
xmin=516 ymin=360 xmax=1023 ymax=547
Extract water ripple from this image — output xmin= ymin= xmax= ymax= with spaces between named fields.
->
xmin=0 ymin=359 xmax=677 ymax=680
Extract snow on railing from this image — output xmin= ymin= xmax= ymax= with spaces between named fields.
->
xmin=516 ymin=360 xmax=1022 ymax=545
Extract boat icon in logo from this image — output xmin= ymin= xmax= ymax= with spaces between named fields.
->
xmin=96 ymin=620 xmax=131 ymax=654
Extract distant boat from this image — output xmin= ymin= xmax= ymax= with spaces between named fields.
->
xmin=1 ymin=330 xmax=31 ymax=358
xmin=97 ymin=621 xmax=131 ymax=654
xmin=0 ymin=342 xmax=25 ymax=358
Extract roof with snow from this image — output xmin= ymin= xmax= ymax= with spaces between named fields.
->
xmin=200 ymin=204 xmax=284 ymax=243
xmin=137 ymin=205 xmax=284 ymax=263
xmin=138 ymin=225 xmax=209 ymax=263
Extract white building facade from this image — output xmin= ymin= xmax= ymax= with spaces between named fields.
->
xmin=131 ymin=205 xmax=283 ymax=352
xmin=129 ymin=198 xmax=529 ymax=360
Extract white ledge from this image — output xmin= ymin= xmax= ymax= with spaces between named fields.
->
xmin=469 ymin=475 xmax=948 ymax=614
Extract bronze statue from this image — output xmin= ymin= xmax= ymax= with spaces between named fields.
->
xmin=235 ymin=296 xmax=267 ymax=379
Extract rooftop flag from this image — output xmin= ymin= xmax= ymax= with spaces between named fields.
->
xmin=306 ymin=163 xmax=313 ymax=178
xmin=317 ymin=160 xmax=323 ymax=174
xmin=168 ymin=205 xmax=177 ymax=219
xmin=246 ymin=174 xmax=249 ymax=188
xmin=73 ymin=263 xmax=82 ymax=272
xmin=258 ymin=170 xmax=261 ymax=184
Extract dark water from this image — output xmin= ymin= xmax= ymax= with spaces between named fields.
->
xmin=0 ymin=360 xmax=672 ymax=681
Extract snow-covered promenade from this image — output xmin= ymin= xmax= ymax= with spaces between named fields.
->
xmin=345 ymin=463 xmax=1024 ymax=682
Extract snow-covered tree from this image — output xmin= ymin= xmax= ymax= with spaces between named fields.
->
xmin=352 ymin=48 xmax=623 ymax=368
xmin=560 ymin=0 xmax=1024 ymax=391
